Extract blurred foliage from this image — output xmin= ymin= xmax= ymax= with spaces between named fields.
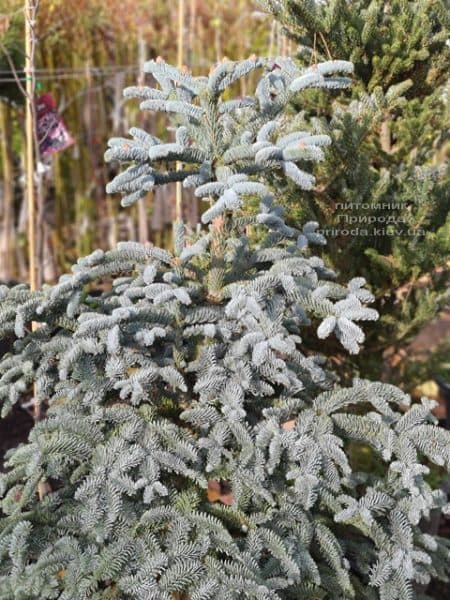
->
xmin=0 ymin=0 xmax=273 ymax=278
xmin=0 ymin=1 xmax=24 ymax=103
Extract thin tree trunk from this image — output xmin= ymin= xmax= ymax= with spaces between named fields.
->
xmin=84 ymin=60 xmax=106 ymax=249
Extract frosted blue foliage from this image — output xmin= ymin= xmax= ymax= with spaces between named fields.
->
xmin=297 ymin=221 xmax=327 ymax=249
xmin=283 ymin=161 xmax=316 ymax=189
xmin=315 ymin=60 xmax=354 ymax=76
xmin=0 ymin=55 xmax=449 ymax=600
xmin=347 ymin=276 xmax=375 ymax=303
xmin=135 ymin=327 xmax=166 ymax=347
xmin=201 ymin=189 xmax=243 ymax=223
xmin=289 ymin=71 xmax=323 ymax=92
xmin=179 ymin=234 xmax=211 ymax=262
xmin=317 ymin=296 xmax=379 ymax=354
xmin=106 ymin=56 xmax=353 ymax=208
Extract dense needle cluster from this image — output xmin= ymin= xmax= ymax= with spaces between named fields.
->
xmin=259 ymin=0 xmax=450 ymax=383
xmin=0 ymin=55 xmax=449 ymax=600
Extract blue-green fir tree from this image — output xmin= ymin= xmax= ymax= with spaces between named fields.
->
xmin=0 ymin=55 xmax=450 ymax=599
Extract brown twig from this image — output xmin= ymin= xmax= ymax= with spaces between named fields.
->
xmin=318 ymin=31 xmax=333 ymax=60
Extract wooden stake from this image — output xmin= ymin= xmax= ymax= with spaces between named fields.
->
xmin=25 ymin=0 xmax=36 ymax=292
xmin=177 ymin=0 xmax=185 ymax=70
xmin=175 ymin=0 xmax=185 ymax=226
xmin=137 ymin=27 xmax=150 ymax=244
xmin=25 ymin=0 xmax=49 ymax=501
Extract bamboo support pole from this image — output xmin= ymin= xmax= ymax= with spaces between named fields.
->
xmin=137 ymin=27 xmax=150 ymax=244
xmin=25 ymin=0 xmax=49 ymax=500
xmin=25 ymin=0 xmax=37 ymax=293
xmin=175 ymin=0 xmax=185 ymax=226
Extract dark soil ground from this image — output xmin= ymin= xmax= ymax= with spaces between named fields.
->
xmin=0 ymin=404 xmax=33 ymax=470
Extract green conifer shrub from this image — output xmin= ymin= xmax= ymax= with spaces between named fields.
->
xmin=259 ymin=0 xmax=450 ymax=384
xmin=0 ymin=55 xmax=449 ymax=599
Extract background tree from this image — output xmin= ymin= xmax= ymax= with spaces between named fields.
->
xmin=259 ymin=0 xmax=450 ymax=388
